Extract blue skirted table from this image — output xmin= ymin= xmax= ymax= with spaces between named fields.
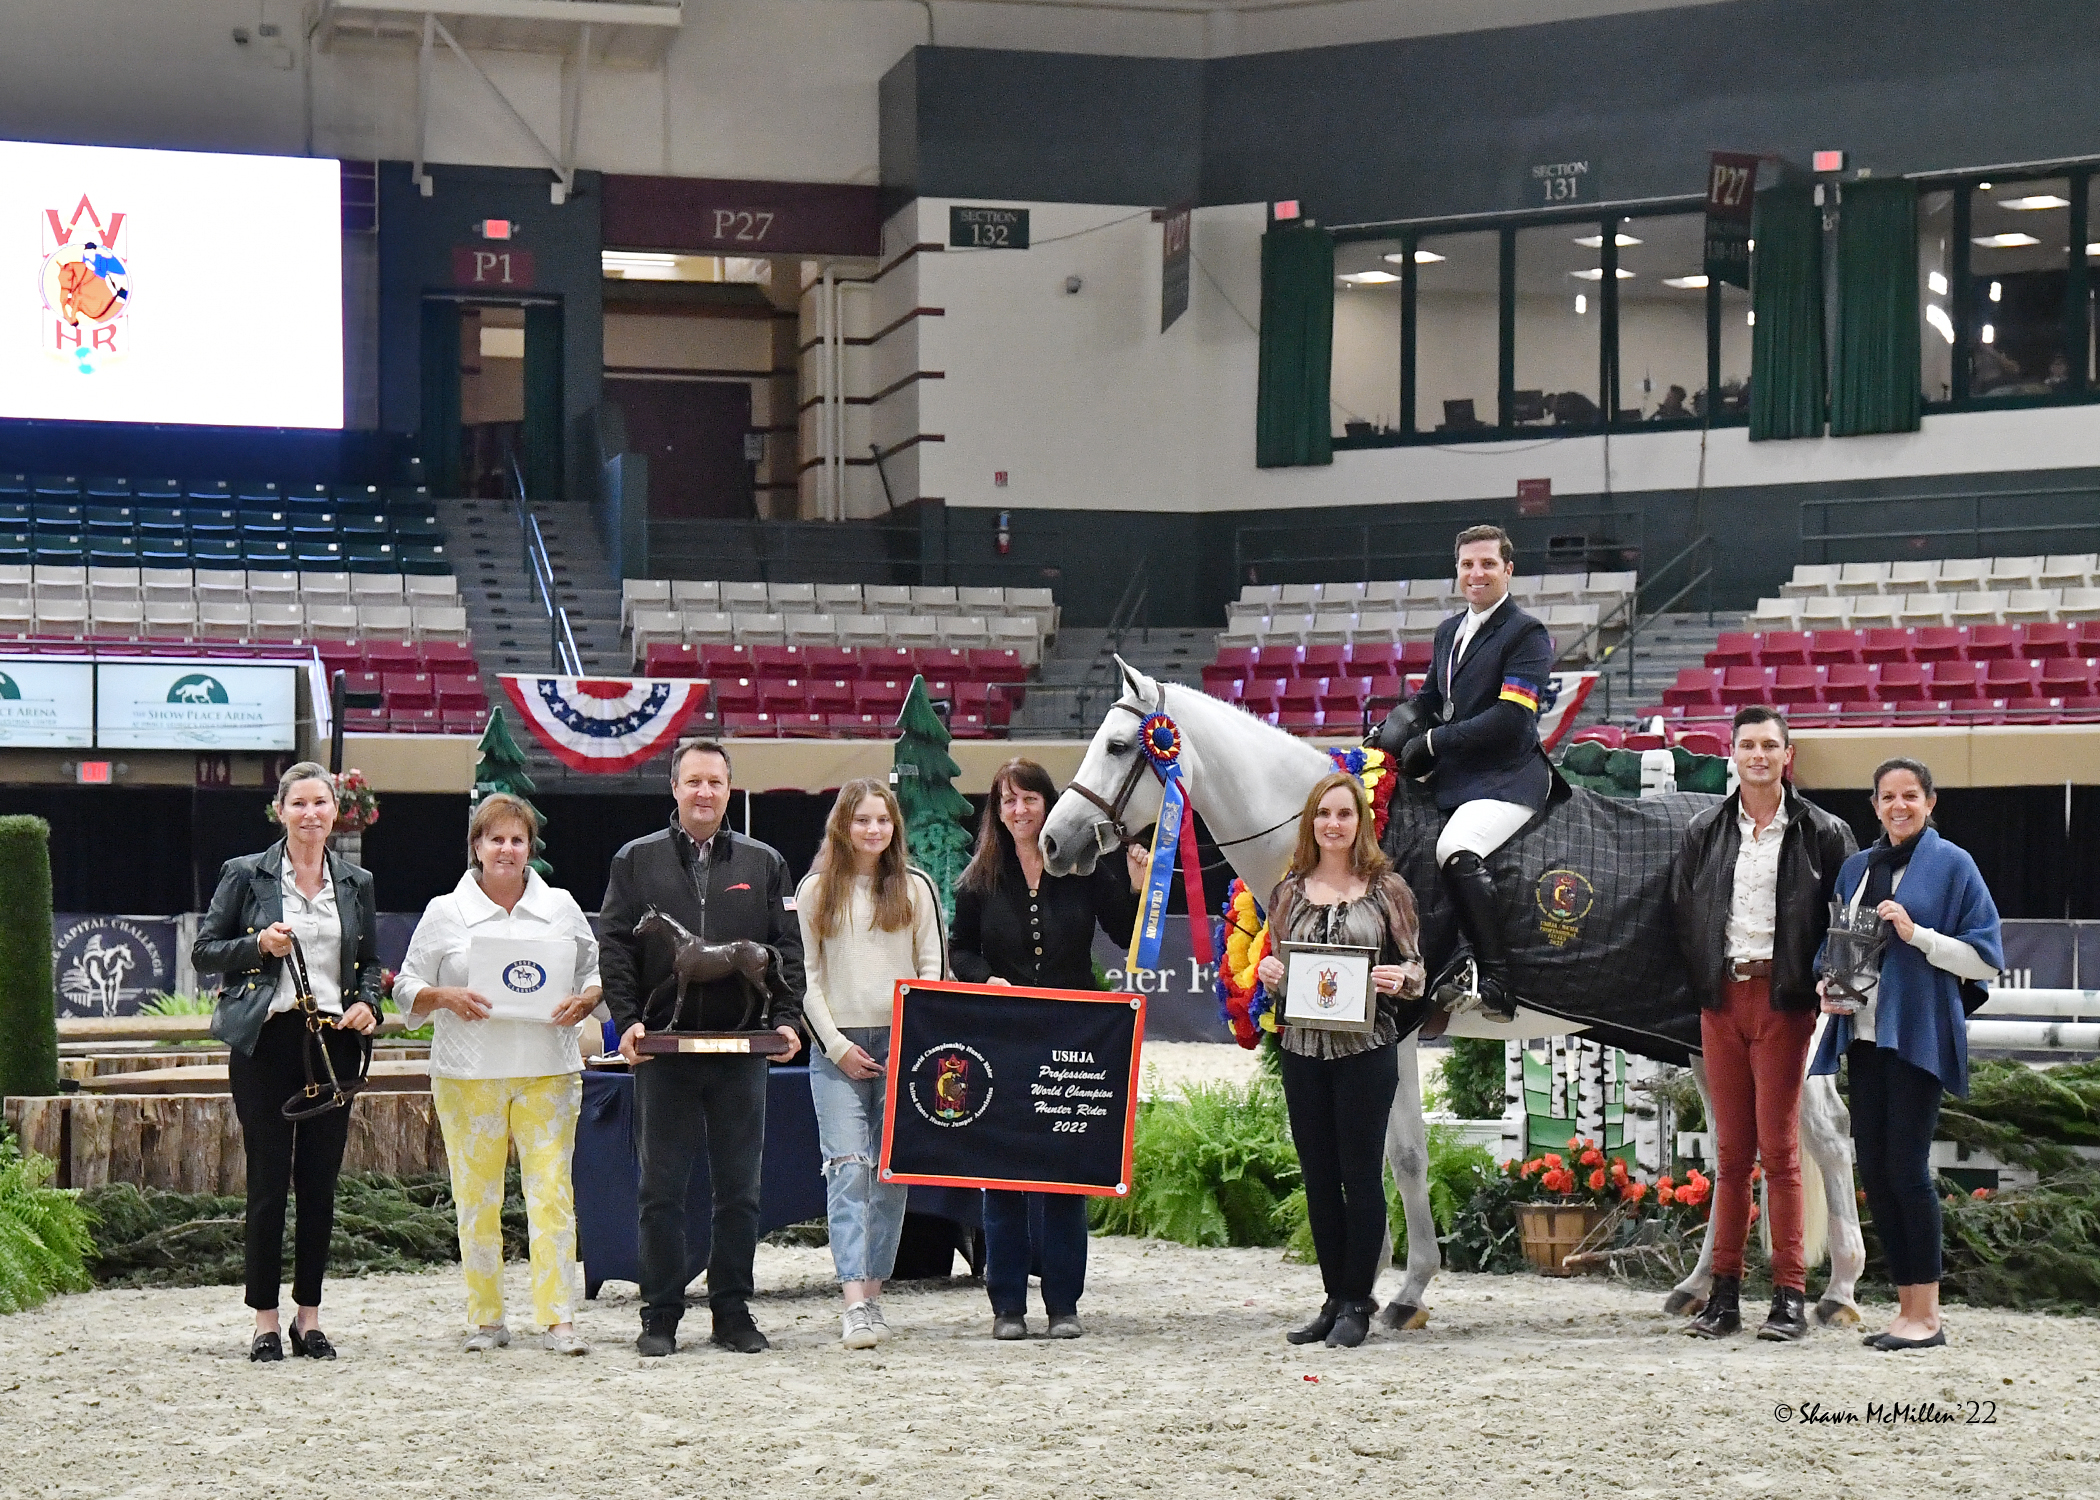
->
xmin=573 ymin=1065 xmax=982 ymax=1299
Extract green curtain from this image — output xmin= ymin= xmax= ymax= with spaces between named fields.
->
xmin=1830 ymin=178 xmax=1922 ymax=436
xmin=1749 ymin=179 xmax=1826 ymax=441
xmin=1256 ymin=224 xmax=1335 ymax=468
xmin=523 ymin=304 xmax=566 ymax=502
xmin=417 ymin=300 xmax=462 ymax=496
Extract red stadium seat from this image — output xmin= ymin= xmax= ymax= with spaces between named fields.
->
xmin=1201 ymin=665 xmax=1243 ymax=695
xmin=2056 ymin=694 xmax=2100 ymax=720
xmin=1324 ymin=675 xmax=1371 ymax=714
xmin=777 ymin=711 xmax=829 ymax=737
xmin=700 ymin=644 xmax=753 ymax=674
xmin=1211 ymin=644 xmax=1260 ymax=672
xmin=1365 ymin=672 xmax=1406 ymax=705
xmin=1205 ymin=677 xmax=1245 ymax=705
xmin=1398 ymin=640 xmax=1434 ymax=671
xmin=418 ymin=641 xmax=477 ymax=673
xmin=1806 ymin=629 xmax=1865 ymax=666
xmin=1255 ymin=644 xmax=1304 ymax=673
xmin=720 ymin=711 xmax=774 ymax=735
xmin=317 ymin=642 xmax=363 ymax=676
xmin=1983 ymin=658 xmax=2040 ymax=700
xmin=1908 ymin=626 xmax=1965 ymax=663
xmin=1302 ymin=644 xmax=1350 ymax=674
xmin=442 ymin=711 xmax=489 ymax=735
xmin=1756 ymin=630 xmax=1810 ymax=667
xmin=967 ymin=648 xmax=1028 ymax=682
xmin=749 ymin=645 xmax=801 ymax=676
xmin=805 ymin=678 xmax=854 ymax=711
xmin=391 ymin=709 xmax=442 ymax=733
xmin=948 ymin=711 xmax=991 ymax=739
xmin=1784 ymin=709 xmax=1838 ymax=729
xmin=1277 ymin=706 xmax=1325 ymax=734
xmin=1706 ymin=631 xmax=1757 ymax=668
xmin=1927 ymin=660 xmax=1984 ymax=701
xmin=1964 ymin=624 xmax=2021 ymax=662
xmin=1718 ymin=665 xmax=1776 ymax=706
xmin=854 ymin=679 xmax=909 ymax=714
xmin=1771 ymin=664 xmax=1825 ymax=705
xmin=758 ymin=678 xmax=810 ymax=711
xmin=803 ymin=646 xmax=858 ymax=677
xmin=433 ymin=675 xmax=483 ymax=711
xmin=1859 ymin=628 xmax=1913 ymax=664
xmin=361 ymin=641 xmax=418 ymax=673
xmin=644 ymin=643 xmax=701 ymax=677
xmin=825 ymin=712 xmax=874 ymax=734
xmin=915 ymin=647 xmax=970 ymax=678
xmin=1623 ymin=732 xmax=1667 ymax=751
xmin=1278 ymin=682 xmax=1323 ymax=715
xmin=1874 ymin=662 xmax=1929 ymax=702
xmin=713 ymin=677 xmax=760 ymax=713
xmin=343 ymin=669 xmax=385 ymax=701
xmin=2019 ymin=622 xmax=2078 ymax=660
xmin=343 ymin=706 xmax=387 ymax=732
xmin=1822 ymin=663 xmax=1874 ymax=705
xmin=862 ymin=646 xmax=915 ymax=679
xmin=2040 ymin=657 xmax=2096 ymax=696
xmin=1675 ymin=729 xmax=1729 ymax=757
xmin=1662 ymin=668 xmax=1722 ymax=708
xmin=1570 ymin=726 xmax=1623 ymax=748
xmin=1350 ymin=642 xmax=1401 ymax=673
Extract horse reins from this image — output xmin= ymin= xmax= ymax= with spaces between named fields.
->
xmin=1066 ymin=690 xmax=1299 ymax=856
xmin=280 ymin=932 xmax=372 ymax=1122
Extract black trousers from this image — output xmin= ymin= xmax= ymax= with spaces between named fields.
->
xmin=1848 ymin=1042 xmax=1945 ymax=1287
xmin=1279 ymin=1040 xmax=1399 ymax=1301
xmin=227 ymin=1010 xmax=362 ymax=1311
xmin=634 ymin=1054 xmax=768 ymax=1322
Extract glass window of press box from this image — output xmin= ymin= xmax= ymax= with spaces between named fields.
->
xmin=1335 ymin=157 xmax=2100 ymax=447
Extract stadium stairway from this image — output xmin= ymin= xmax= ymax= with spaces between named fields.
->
xmin=1577 ymin=609 xmax=1748 ymax=728
xmin=440 ymin=496 xmax=628 ymax=787
xmin=1008 ymin=625 xmax=1215 ymax=736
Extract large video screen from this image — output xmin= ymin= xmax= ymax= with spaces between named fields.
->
xmin=0 ymin=140 xmax=342 ymax=429
xmin=96 ymin=660 xmax=298 ymax=750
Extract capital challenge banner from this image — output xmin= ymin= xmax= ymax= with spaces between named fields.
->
xmin=95 ymin=659 xmax=297 ymax=749
xmin=880 ymin=980 xmax=1144 ymax=1196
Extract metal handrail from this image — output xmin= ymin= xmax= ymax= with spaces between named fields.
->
xmin=1232 ymin=504 xmax=1646 ymax=587
xmin=1554 ymin=530 xmax=1715 ymax=670
xmin=1578 ymin=532 xmax=1717 ymax=722
xmin=509 ymin=454 xmax=583 ymax=676
xmin=1798 ymin=484 xmax=2100 ymax=563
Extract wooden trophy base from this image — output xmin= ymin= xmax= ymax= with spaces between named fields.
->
xmin=634 ymin=1030 xmax=795 ymax=1057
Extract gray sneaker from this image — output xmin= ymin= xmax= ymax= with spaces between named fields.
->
xmin=462 ymin=1326 xmax=510 ymax=1353
xmin=864 ymin=1299 xmax=892 ymax=1344
xmin=992 ymin=1314 xmax=1029 ymax=1341
xmin=1047 ymin=1313 xmax=1085 ymax=1340
xmin=841 ymin=1301 xmax=880 ymax=1350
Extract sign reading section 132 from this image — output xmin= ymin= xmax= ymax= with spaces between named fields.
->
xmin=949 ymin=206 xmax=1030 ymax=249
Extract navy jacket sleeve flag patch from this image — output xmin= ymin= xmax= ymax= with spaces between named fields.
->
xmin=1499 ymin=677 xmax=1542 ymax=712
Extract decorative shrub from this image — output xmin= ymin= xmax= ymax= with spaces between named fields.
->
xmin=1441 ymin=1037 xmax=1507 ymax=1119
xmin=1090 ymin=1075 xmax=1301 ymax=1247
xmin=0 ymin=815 xmax=58 ymax=1099
xmin=0 ymin=1129 xmax=93 ymax=1313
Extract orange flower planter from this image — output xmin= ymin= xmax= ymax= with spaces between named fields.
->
xmin=1516 ymin=1202 xmax=1614 ymax=1276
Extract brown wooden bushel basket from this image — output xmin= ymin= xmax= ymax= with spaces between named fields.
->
xmin=1515 ymin=1203 xmax=1613 ymax=1276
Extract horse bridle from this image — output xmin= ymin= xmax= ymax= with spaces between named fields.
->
xmin=1065 ymin=685 xmax=1300 ymax=857
xmin=280 ymin=933 xmax=372 ymax=1123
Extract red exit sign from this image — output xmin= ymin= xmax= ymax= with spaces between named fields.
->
xmin=75 ymin=760 xmax=112 ymax=784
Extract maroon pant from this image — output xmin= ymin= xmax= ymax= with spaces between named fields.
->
xmin=1701 ymin=976 xmax=1817 ymax=1288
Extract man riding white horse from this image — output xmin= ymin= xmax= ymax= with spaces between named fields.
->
xmin=1368 ymin=523 xmax=1553 ymax=1023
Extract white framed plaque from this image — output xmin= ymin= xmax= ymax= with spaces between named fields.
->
xmin=467 ymin=936 xmax=576 ymax=1023
xmin=1281 ymin=941 xmax=1378 ymax=1033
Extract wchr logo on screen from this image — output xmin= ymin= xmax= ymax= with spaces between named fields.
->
xmin=39 ymin=194 xmax=131 ymax=376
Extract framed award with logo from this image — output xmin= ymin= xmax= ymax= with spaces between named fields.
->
xmin=467 ymin=936 xmax=575 ymax=1023
xmin=879 ymin=979 xmax=1145 ymax=1197
xmin=1280 ymin=941 xmax=1378 ymax=1033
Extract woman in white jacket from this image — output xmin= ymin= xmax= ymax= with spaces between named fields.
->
xmin=395 ymin=793 xmax=603 ymax=1355
xmin=796 ymin=777 xmax=946 ymax=1350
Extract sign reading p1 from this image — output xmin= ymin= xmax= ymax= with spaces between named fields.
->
xmin=451 ymin=246 xmax=536 ymax=288
xmin=949 ymin=206 xmax=1030 ymax=249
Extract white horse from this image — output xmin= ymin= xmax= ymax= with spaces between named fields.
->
xmin=1041 ymin=658 xmax=1867 ymax=1329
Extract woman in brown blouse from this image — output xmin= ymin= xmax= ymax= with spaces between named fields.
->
xmin=1255 ymin=771 xmax=1426 ymax=1348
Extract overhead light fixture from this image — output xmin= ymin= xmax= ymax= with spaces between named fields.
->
xmin=1336 ymin=270 xmax=1400 ymax=285
xmin=1569 ymin=267 xmax=1636 ymax=280
xmin=1924 ymin=304 xmax=1955 ymax=344
xmin=603 ymin=250 xmax=683 ymax=279
xmin=1575 ymin=294 xmax=1587 ymax=315
xmin=1746 ymin=310 xmax=1756 ymax=326
xmin=1383 ymin=250 xmax=1447 ymax=264
xmin=2000 ymin=194 xmax=2069 ymax=210
xmin=1662 ymin=274 xmax=1709 ymax=289
xmin=1572 ymin=233 xmax=1643 ymax=248
xmin=1928 ymin=270 xmax=1949 ymax=295
xmin=2087 ymin=242 xmax=2100 ymax=256
xmin=1981 ymin=323 xmax=1995 ymax=344
xmin=1972 ymin=232 xmax=2040 ymax=248
xmin=1978 ymin=181 xmax=1993 ymax=191
xmin=1989 ymin=280 xmax=2003 ymax=302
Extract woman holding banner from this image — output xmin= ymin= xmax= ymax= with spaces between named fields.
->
xmin=951 ymin=757 xmax=1145 ymax=1341
xmin=1255 ymin=772 xmax=1427 ymax=1348
xmin=394 ymin=793 xmax=604 ymax=1356
xmin=797 ymin=778 xmax=948 ymax=1350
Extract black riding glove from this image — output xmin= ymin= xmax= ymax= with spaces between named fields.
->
xmin=1400 ymin=734 xmax=1436 ymax=779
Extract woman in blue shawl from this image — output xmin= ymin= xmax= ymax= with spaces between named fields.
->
xmin=1810 ymin=757 xmax=2001 ymax=1351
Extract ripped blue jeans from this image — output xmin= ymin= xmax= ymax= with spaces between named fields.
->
xmin=809 ymin=1026 xmax=911 ymax=1284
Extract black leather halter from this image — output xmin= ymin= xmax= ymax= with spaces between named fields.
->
xmin=280 ymin=934 xmax=372 ymax=1122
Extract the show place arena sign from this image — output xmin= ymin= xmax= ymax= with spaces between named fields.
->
xmin=880 ymin=980 xmax=1143 ymax=1196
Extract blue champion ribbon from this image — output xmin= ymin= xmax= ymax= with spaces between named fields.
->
xmin=1126 ymin=713 xmax=1213 ymax=975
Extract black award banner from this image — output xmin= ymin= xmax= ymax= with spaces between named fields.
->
xmin=880 ymin=980 xmax=1144 ymax=1197
xmin=1704 ymin=151 xmax=1761 ymax=289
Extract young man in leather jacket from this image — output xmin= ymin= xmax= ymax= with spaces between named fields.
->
xmin=1668 ymin=705 xmax=1856 ymax=1342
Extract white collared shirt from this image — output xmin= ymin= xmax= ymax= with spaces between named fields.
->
xmin=271 ymin=860 xmax=344 ymax=1017
xmin=394 ymin=868 xmax=604 ymax=1080
xmin=1452 ymin=588 xmax=1508 ymax=675
xmin=1725 ymin=799 xmax=1789 ymax=962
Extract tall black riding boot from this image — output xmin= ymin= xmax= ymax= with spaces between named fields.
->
xmin=1439 ymin=851 xmax=1518 ymax=1021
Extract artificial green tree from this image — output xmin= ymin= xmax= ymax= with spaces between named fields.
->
xmin=891 ymin=676 xmax=975 ymax=924
xmin=471 ymin=706 xmax=552 ymax=877
xmin=0 ymin=816 xmax=59 ymax=1099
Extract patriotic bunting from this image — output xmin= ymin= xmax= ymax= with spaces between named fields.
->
xmin=499 ymin=675 xmax=708 ymax=773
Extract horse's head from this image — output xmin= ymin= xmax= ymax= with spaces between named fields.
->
xmin=1042 ymin=656 xmax=1190 ymax=877
xmin=633 ymin=907 xmax=681 ymax=944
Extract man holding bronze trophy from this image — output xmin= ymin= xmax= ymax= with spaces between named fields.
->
xmin=601 ymin=739 xmax=806 ymax=1356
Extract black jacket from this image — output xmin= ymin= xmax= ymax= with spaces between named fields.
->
xmin=1397 ymin=597 xmax=1555 ymax=811
xmin=192 ymin=841 xmax=383 ymax=1057
xmin=598 ymin=816 xmax=806 ymax=1036
xmin=949 ymin=848 xmax=1138 ymax=991
xmin=1669 ymin=785 xmax=1858 ymax=1012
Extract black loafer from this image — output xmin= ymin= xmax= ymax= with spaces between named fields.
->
xmin=1287 ymin=1298 xmax=1342 ymax=1345
xmin=249 ymin=1331 xmax=283 ymax=1363
xmin=289 ymin=1327 xmax=336 ymax=1360
xmin=1325 ymin=1298 xmax=1377 ymax=1348
xmin=1869 ymin=1329 xmax=1945 ymax=1351
xmin=710 ymin=1311 xmax=770 ymax=1354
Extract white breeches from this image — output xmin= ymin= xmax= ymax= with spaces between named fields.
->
xmin=1435 ymin=799 xmax=1536 ymax=865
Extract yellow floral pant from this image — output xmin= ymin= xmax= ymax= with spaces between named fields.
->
xmin=432 ymin=1074 xmax=581 ymax=1329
